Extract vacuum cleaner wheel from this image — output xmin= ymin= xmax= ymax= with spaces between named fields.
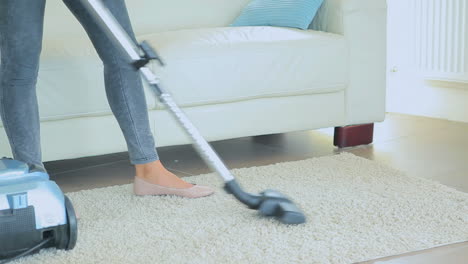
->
xmin=64 ymin=196 xmax=78 ymax=250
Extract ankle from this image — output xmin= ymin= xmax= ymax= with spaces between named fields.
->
xmin=135 ymin=160 xmax=166 ymax=178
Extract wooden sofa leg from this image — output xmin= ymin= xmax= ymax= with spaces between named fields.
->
xmin=333 ymin=123 xmax=374 ymax=148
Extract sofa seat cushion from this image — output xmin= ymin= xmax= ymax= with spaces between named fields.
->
xmin=36 ymin=26 xmax=347 ymax=121
xmin=144 ymin=26 xmax=348 ymax=109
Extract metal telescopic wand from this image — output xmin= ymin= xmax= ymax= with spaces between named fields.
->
xmin=79 ymin=0 xmax=236 ymax=183
xmin=75 ymin=0 xmax=306 ymax=224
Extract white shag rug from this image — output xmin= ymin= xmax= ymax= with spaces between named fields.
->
xmin=14 ymin=153 xmax=468 ymax=264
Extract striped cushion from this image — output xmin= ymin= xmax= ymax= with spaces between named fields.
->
xmin=231 ymin=0 xmax=324 ymax=30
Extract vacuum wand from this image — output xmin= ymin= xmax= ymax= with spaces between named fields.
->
xmin=80 ymin=0 xmax=306 ymax=224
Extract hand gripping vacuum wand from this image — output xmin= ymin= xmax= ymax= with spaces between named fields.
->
xmin=81 ymin=0 xmax=306 ymax=225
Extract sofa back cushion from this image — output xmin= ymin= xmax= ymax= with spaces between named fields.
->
xmin=43 ymin=0 xmax=250 ymax=40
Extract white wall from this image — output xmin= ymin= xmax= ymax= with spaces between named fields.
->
xmin=387 ymin=0 xmax=468 ymax=123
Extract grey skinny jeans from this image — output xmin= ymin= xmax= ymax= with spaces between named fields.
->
xmin=0 ymin=0 xmax=159 ymax=168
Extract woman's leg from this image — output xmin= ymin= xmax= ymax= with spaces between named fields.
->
xmin=62 ymin=0 xmax=192 ymax=188
xmin=0 ymin=0 xmax=46 ymax=169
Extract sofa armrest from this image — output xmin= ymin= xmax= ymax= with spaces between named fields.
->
xmin=310 ymin=0 xmax=388 ymax=125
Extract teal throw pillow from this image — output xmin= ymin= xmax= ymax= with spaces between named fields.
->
xmin=231 ymin=0 xmax=324 ymax=30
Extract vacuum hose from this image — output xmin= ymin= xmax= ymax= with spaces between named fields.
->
xmin=0 ymin=237 xmax=53 ymax=264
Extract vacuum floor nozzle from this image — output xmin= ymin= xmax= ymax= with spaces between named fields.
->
xmin=225 ymin=180 xmax=306 ymax=224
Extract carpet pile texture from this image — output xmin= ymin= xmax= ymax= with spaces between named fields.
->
xmin=15 ymin=153 xmax=468 ymax=264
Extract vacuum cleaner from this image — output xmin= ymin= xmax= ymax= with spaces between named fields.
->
xmin=0 ymin=0 xmax=306 ymax=260
xmin=80 ymin=0 xmax=306 ymax=225
xmin=0 ymin=158 xmax=77 ymax=263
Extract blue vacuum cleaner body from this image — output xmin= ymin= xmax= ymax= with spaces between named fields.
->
xmin=0 ymin=158 xmax=77 ymax=260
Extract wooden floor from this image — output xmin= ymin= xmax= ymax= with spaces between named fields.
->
xmin=46 ymin=113 xmax=468 ymax=264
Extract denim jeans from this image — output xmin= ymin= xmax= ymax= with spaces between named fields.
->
xmin=0 ymin=0 xmax=159 ymax=168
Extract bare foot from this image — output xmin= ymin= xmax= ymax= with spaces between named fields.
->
xmin=135 ymin=160 xmax=193 ymax=189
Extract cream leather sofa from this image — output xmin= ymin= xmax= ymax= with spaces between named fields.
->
xmin=0 ymin=0 xmax=387 ymax=162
